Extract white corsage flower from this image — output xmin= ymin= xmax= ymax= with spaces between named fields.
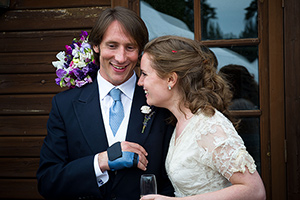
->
xmin=141 ymin=105 xmax=155 ymax=133
xmin=141 ymin=105 xmax=152 ymax=114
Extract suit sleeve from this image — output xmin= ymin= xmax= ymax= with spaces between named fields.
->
xmin=36 ymin=96 xmax=103 ymax=199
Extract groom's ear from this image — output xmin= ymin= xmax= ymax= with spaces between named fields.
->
xmin=93 ymin=45 xmax=100 ymax=53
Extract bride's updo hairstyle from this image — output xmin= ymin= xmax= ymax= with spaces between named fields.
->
xmin=144 ymin=35 xmax=233 ymax=122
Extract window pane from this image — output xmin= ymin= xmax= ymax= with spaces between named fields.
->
xmin=201 ymin=0 xmax=258 ymax=40
xmin=211 ymin=46 xmax=259 ymax=108
xmin=235 ymin=117 xmax=261 ymax=174
xmin=140 ymin=0 xmax=194 ymax=40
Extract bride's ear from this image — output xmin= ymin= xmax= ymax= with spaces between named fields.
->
xmin=167 ymin=72 xmax=178 ymax=88
xmin=93 ymin=45 xmax=100 ymax=53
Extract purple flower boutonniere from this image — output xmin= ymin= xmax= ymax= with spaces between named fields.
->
xmin=141 ymin=105 xmax=155 ymax=134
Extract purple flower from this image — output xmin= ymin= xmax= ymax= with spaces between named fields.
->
xmin=69 ymin=70 xmax=75 ymax=77
xmin=55 ymin=78 xmax=61 ymax=85
xmin=88 ymin=62 xmax=99 ymax=73
xmin=75 ymin=80 xmax=86 ymax=87
xmin=81 ymin=42 xmax=91 ymax=50
xmin=74 ymin=68 xmax=85 ymax=80
xmin=85 ymin=76 xmax=92 ymax=83
xmin=64 ymin=77 xmax=70 ymax=82
xmin=65 ymin=45 xmax=72 ymax=55
xmin=82 ymin=66 xmax=89 ymax=75
xmin=70 ymin=42 xmax=76 ymax=49
xmin=80 ymin=31 xmax=88 ymax=39
xmin=66 ymin=81 xmax=72 ymax=88
xmin=56 ymin=69 xmax=67 ymax=78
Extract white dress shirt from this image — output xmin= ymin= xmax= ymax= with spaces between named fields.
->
xmin=93 ymin=70 xmax=136 ymax=187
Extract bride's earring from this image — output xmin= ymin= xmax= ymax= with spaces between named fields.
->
xmin=168 ymin=85 xmax=172 ymax=91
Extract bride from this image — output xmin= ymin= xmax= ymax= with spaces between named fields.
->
xmin=137 ymin=35 xmax=266 ymax=200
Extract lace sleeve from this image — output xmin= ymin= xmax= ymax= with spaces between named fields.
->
xmin=196 ymin=113 xmax=256 ymax=180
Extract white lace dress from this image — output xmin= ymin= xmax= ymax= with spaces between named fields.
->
xmin=165 ymin=109 xmax=256 ymax=197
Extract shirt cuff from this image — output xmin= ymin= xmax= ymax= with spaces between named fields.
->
xmin=94 ymin=154 xmax=109 ymax=187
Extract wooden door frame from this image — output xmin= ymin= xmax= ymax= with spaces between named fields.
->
xmin=284 ymin=0 xmax=300 ymax=199
xmin=266 ymin=0 xmax=286 ymax=199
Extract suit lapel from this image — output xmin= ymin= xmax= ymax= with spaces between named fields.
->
xmin=73 ymin=80 xmax=109 ymax=153
xmin=126 ymin=85 xmax=155 ymax=145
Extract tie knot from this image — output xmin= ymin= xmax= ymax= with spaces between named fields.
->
xmin=110 ymin=88 xmax=121 ymax=101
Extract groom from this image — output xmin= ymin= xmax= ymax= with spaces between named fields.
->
xmin=37 ymin=6 xmax=174 ymax=200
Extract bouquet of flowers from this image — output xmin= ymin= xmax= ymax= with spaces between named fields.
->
xmin=52 ymin=31 xmax=99 ymax=88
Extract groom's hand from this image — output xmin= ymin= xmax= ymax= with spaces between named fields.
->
xmin=98 ymin=141 xmax=148 ymax=172
xmin=120 ymin=141 xmax=148 ymax=171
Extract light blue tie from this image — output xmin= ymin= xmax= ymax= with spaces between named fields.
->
xmin=109 ymin=88 xmax=124 ymax=136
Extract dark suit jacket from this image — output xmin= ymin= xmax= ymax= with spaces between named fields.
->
xmin=36 ymin=78 xmax=174 ymax=200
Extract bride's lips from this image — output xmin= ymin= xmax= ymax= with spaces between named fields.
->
xmin=144 ymin=90 xmax=148 ymax=97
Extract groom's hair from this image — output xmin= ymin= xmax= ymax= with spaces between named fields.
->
xmin=89 ymin=6 xmax=149 ymax=67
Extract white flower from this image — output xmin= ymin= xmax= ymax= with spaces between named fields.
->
xmin=52 ymin=51 xmax=66 ymax=69
xmin=56 ymin=51 xmax=65 ymax=61
xmin=141 ymin=105 xmax=151 ymax=114
xmin=76 ymin=60 xmax=87 ymax=68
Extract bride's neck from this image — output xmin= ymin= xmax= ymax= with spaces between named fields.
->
xmin=174 ymin=107 xmax=193 ymax=137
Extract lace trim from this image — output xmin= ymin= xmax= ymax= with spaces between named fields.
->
xmin=194 ymin=110 xmax=257 ymax=180
xmin=231 ymin=149 xmax=256 ymax=174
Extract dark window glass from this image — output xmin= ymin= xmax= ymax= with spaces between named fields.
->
xmin=212 ymin=46 xmax=259 ymax=108
xmin=201 ymin=0 xmax=258 ymax=40
xmin=235 ymin=117 xmax=261 ymax=174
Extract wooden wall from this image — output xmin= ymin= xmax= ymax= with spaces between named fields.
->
xmin=285 ymin=0 xmax=300 ymax=199
xmin=0 ymin=0 xmax=110 ymax=199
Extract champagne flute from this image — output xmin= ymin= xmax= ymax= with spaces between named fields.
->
xmin=140 ymin=174 xmax=157 ymax=197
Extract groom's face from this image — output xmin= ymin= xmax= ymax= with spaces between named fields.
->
xmin=94 ymin=20 xmax=139 ymax=86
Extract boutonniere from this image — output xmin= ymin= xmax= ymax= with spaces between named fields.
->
xmin=141 ymin=105 xmax=155 ymax=134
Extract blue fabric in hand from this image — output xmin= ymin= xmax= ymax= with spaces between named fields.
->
xmin=108 ymin=151 xmax=139 ymax=171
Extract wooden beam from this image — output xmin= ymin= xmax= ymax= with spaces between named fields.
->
xmin=0 ymin=136 xmax=44 ymax=157
xmin=0 ymin=30 xmax=92 ymax=53
xmin=268 ymin=0 xmax=286 ymax=199
xmin=111 ymin=0 xmax=129 ymax=8
xmin=0 ymin=7 xmax=107 ymax=31
xmin=0 ymin=74 xmax=67 ymax=94
xmin=284 ymin=0 xmax=300 ymax=199
xmin=0 ymin=179 xmax=42 ymax=199
xmin=0 ymin=116 xmax=48 ymax=136
xmin=9 ymin=0 xmax=111 ymax=9
xmin=258 ymin=0 xmax=271 ymax=199
xmin=0 ymin=158 xmax=40 ymax=178
xmin=0 ymin=94 xmax=54 ymax=115
xmin=111 ymin=0 xmax=140 ymax=14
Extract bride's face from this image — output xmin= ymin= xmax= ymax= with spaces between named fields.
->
xmin=138 ymin=53 xmax=170 ymax=108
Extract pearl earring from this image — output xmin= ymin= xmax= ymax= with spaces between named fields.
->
xmin=168 ymin=85 xmax=172 ymax=90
